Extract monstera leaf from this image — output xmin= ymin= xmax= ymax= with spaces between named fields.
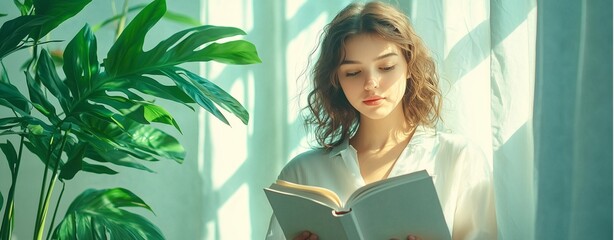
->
xmin=103 ymin=0 xmax=259 ymax=125
xmin=52 ymin=188 xmax=163 ymax=240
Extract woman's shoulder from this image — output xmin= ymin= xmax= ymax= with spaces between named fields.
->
xmin=428 ymin=127 xmax=483 ymax=154
xmin=413 ymin=127 xmax=472 ymax=151
xmin=432 ymin=128 xmax=492 ymax=178
xmin=438 ymin=131 xmax=472 ymax=147
xmin=288 ymin=148 xmax=330 ymax=165
xmin=415 ymin=127 xmax=489 ymax=167
xmin=277 ymin=147 xmax=333 ymax=181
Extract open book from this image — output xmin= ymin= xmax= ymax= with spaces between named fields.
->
xmin=264 ymin=170 xmax=451 ymax=240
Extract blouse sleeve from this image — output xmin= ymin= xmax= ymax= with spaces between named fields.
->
xmin=451 ymin=141 xmax=498 ymax=240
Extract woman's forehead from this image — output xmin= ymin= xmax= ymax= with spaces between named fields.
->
xmin=341 ymin=34 xmax=402 ymax=62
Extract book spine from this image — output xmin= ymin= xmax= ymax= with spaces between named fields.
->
xmin=338 ymin=211 xmax=363 ymax=240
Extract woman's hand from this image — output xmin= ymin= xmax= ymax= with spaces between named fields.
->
xmin=293 ymin=231 xmax=319 ymax=240
xmin=390 ymin=235 xmax=421 ymax=240
xmin=294 ymin=231 xmax=417 ymax=240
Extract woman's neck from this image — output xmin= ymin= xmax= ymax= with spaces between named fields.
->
xmin=350 ymin=107 xmax=415 ymax=151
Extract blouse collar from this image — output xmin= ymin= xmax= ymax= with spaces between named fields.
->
xmin=327 ymin=126 xmax=435 ymax=158
xmin=328 ymin=139 xmax=349 ymax=158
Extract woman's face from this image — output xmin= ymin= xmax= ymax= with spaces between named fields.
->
xmin=337 ymin=34 xmax=409 ymax=120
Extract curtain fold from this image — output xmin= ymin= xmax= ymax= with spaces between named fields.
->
xmin=489 ymin=1 xmax=537 ymax=239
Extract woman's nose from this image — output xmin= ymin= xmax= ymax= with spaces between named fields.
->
xmin=364 ymin=72 xmax=379 ymax=90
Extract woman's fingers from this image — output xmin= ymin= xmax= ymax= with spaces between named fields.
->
xmin=407 ymin=235 xmax=421 ymax=240
xmin=293 ymin=231 xmax=310 ymax=240
xmin=308 ymin=233 xmax=319 ymax=240
xmin=294 ymin=231 xmax=318 ymax=240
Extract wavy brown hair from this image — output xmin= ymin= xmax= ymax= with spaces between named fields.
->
xmin=305 ymin=1 xmax=442 ymax=148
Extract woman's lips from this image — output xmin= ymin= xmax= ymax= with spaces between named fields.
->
xmin=363 ymin=96 xmax=384 ymax=106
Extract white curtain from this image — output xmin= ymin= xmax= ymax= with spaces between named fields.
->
xmin=405 ymin=1 xmax=537 ymax=239
xmin=408 ymin=1 xmax=538 ymax=239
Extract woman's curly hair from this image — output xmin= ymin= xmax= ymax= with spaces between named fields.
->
xmin=305 ymin=1 xmax=442 ymax=148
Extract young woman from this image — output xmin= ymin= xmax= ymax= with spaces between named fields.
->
xmin=266 ymin=1 xmax=497 ymax=239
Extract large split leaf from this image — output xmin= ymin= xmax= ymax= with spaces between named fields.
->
xmin=37 ymin=49 xmax=72 ymax=112
xmin=52 ymin=188 xmax=163 ymax=240
xmin=104 ymin=0 xmax=166 ymax=77
xmin=0 ymin=15 xmax=48 ymax=59
xmin=63 ymin=24 xmax=99 ymax=101
xmin=78 ymin=112 xmax=184 ymax=163
xmin=0 ymin=81 xmax=31 ymax=114
xmin=31 ymin=0 xmax=92 ymax=40
xmin=99 ymin=75 xmax=194 ymax=110
xmin=101 ymin=0 xmax=258 ymax=126
xmin=25 ymin=70 xmax=59 ymax=123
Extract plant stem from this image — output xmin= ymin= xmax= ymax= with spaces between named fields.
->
xmin=0 ymin=181 xmax=14 ymax=239
xmin=0 ymin=135 xmax=25 ymax=240
xmin=34 ymin=176 xmax=57 ymax=240
xmin=34 ymin=135 xmax=56 ymax=238
xmin=116 ymin=0 xmax=130 ymax=39
xmin=29 ymin=39 xmax=39 ymax=77
xmin=46 ymin=181 xmax=65 ymax=240
xmin=34 ymin=128 xmax=71 ymax=240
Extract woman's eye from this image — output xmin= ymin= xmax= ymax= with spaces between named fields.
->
xmin=345 ymin=71 xmax=360 ymax=77
xmin=381 ymin=65 xmax=396 ymax=71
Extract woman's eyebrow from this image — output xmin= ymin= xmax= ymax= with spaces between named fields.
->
xmin=340 ymin=52 xmax=398 ymax=65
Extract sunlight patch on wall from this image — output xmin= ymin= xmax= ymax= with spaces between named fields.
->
xmin=210 ymin=78 xmax=248 ymax=189
xmin=206 ymin=61 xmax=227 ymax=83
xmin=200 ymin=0 xmax=255 ymax=84
xmin=204 ymin=0 xmax=253 ymax=32
xmin=218 ymin=183 xmax=251 ymax=239
xmin=198 ymin=109 xmax=206 ymax=173
xmin=286 ymin=13 xmax=328 ymax=125
xmin=285 ymin=0 xmax=308 ymax=20
xmin=247 ymin=71 xmax=255 ymax=136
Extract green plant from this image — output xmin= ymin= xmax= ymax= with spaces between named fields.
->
xmin=0 ymin=0 xmax=261 ymax=239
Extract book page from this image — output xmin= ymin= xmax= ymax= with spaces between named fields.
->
xmin=269 ymin=180 xmax=343 ymax=210
xmin=347 ymin=169 xmax=430 ymax=206
xmin=346 ymin=170 xmax=451 ymax=240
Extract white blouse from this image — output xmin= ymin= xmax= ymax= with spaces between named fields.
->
xmin=265 ymin=127 xmax=497 ymax=240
